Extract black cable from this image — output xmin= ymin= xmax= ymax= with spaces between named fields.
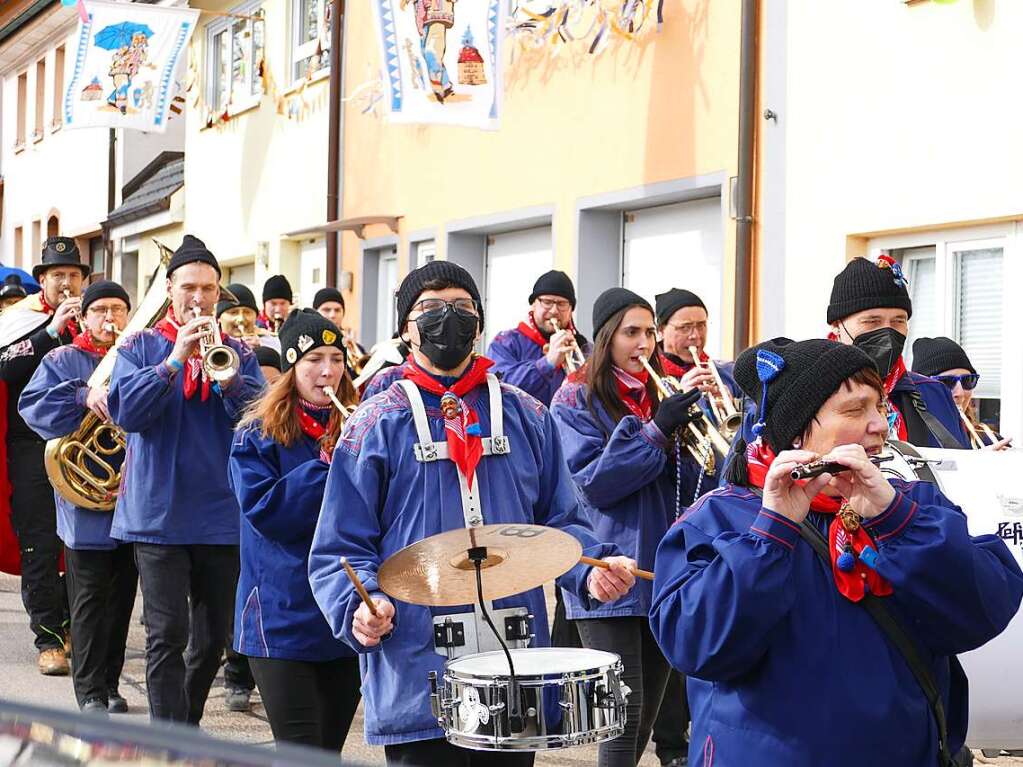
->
xmin=473 ymin=556 xmax=522 ymax=730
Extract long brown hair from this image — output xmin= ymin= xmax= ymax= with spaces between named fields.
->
xmin=237 ymin=367 xmax=358 ymax=450
xmin=583 ymin=304 xmax=662 ymax=428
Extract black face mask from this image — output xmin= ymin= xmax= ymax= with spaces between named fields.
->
xmin=415 ymin=305 xmax=479 ymax=371
xmin=853 ymin=326 xmax=906 ymax=379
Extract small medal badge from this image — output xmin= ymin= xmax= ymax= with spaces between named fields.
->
xmin=440 ymin=392 xmax=461 ymax=419
xmin=839 ymin=502 xmax=861 ymax=532
xmin=55 ymin=241 xmax=66 ymax=252
xmin=297 ymin=334 xmax=314 ymax=352
xmin=322 ymin=329 xmax=337 ymax=345
xmin=286 ymin=347 xmax=298 ymax=364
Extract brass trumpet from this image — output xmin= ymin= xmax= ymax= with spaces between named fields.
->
xmin=323 ymin=385 xmax=352 ymax=418
xmin=550 ymin=318 xmax=586 ymax=374
xmin=62 ymin=286 xmax=84 ymax=336
xmin=191 ymin=300 xmax=240 ymax=382
xmin=958 ymin=407 xmax=1002 ymax=450
xmin=638 ymin=354 xmax=731 ymax=474
xmin=689 ymin=346 xmax=743 ymax=440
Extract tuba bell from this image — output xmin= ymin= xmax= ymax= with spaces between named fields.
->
xmin=44 ymin=240 xmax=174 ymax=511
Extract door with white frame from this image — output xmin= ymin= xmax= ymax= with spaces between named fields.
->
xmin=873 ymin=227 xmax=1015 ymax=436
xmin=299 ymin=239 xmax=326 ymax=308
xmin=484 ymin=227 xmax=552 ymax=346
xmin=375 ymin=248 xmax=399 ymax=345
xmin=622 ymin=198 xmax=725 ymax=357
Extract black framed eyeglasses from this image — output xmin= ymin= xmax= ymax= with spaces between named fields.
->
xmin=412 ymin=298 xmax=479 ymax=316
xmin=934 ymin=373 xmax=980 ymax=391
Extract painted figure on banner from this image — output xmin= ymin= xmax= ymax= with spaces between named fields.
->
xmin=400 ymin=0 xmax=456 ymax=102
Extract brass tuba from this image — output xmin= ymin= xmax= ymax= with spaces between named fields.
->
xmin=44 ymin=240 xmax=174 ymax=511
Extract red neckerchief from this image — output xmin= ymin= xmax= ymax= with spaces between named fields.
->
xmin=295 ymin=401 xmax=338 ymax=463
xmin=72 ymin=332 xmax=113 ymax=357
xmin=658 ymin=347 xmax=707 ymax=379
xmin=155 ymin=306 xmax=223 ymax=401
xmin=40 ymin=294 xmax=80 ymax=340
xmin=613 ymin=366 xmax=652 ymax=421
xmin=403 ymin=356 xmax=494 ymax=490
xmin=745 ymin=440 xmax=892 ymax=602
xmin=883 ymin=357 xmax=909 ymax=441
xmin=516 ymin=312 xmax=548 ymax=348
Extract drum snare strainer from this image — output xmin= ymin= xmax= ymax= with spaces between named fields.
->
xmin=430 ymin=647 xmax=629 ymax=751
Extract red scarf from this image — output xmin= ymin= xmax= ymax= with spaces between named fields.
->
xmin=882 ymin=357 xmax=909 ymax=441
xmin=613 ymin=366 xmax=652 ymax=421
xmin=40 ymin=293 xmax=80 ymax=340
xmin=72 ymin=332 xmax=113 ymax=357
xmin=296 ymin=402 xmax=335 ymax=463
xmin=745 ymin=440 xmax=892 ymax=603
xmin=658 ymin=347 xmax=707 ymax=379
xmin=516 ymin=312 xmax=548 ymax=348
xmin=403 ymin=356 xmax=494 ymax=490
xmin=155 ymin=306 xmax=224 ymax=401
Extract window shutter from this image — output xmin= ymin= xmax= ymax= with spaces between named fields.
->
xmin=956 ymin=247 xmax=1003 ymax=398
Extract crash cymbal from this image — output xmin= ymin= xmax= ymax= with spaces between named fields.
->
xmin=378 ymin=523 xmax=583 ymax=607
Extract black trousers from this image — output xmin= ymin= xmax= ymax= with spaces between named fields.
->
xmin=249 ymin=656 xmax=361 ymax=752
xmin=550 ymin=587 xmax=581 ymax=649
xmin=651 ymin=670 xmax=690 ymax=765
xmin=576 ymin=616 xmax=671 ymax=767
xmin=134 ymin=543 xmax=238 ymax=724
xmin=64 ymin=545 xmax=138 ymax=706
xmin=224 ymin=646 xmax=255 ymax=691
xmin=384 ymin=738 xmax=535 ymax=767
xmin=8 ymin=439 xmax=68 ymax=651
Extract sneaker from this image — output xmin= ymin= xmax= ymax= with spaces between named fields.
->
xmin=224 ymin=687 xmax=252 ymax=712
xmin=38 ymin=648 xmax=69 ymax=676
xmin=81 ymin=698 xmax=108 ymax=716
xmin=107 ymin=690 xmax=128 ymax=714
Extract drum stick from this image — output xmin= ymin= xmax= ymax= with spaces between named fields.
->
xmin=340 ymin=557 xmax=378 ymax=617
xmin=580 ymin=556 xmax=655 ymax=582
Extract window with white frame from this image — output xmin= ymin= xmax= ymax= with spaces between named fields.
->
xmin=206 ymin=4 xmax=265 ymax=112
xmin=291 ymin=0 xmax=332 ymax=82
xmin=883 ymin=232 xmax=1008 ymax=428
xmin=375 ymin=249 xmax=399 ymax=343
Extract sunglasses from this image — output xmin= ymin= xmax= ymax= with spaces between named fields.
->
xmin=934 ymin=373 xmax=980 ymax=391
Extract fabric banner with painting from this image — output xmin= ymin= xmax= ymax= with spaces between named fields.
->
xmin=64 ymin=0 xmax=198 ymax=133
xmin=372 ymin=0 xmax=505 ymax=130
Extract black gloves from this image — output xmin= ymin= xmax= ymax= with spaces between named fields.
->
xmin=653 ymin=388 xmax=702 ymax=436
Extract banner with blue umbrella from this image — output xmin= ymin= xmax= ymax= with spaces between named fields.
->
xmin=93 ymin=21 xmax=154 ymax=50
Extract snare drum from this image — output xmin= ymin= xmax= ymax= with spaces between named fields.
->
xmin=430 ymin=647 xmax=628 ymax=751
xmin=883 ymin=441 xmax=1023 ymax=751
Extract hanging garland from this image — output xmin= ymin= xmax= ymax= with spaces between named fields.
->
xmin=509 ymin=0 xmax=664 ymax=59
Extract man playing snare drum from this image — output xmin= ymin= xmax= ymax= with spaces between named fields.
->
xmin=310 ymin=261 xmax=636 ymax=766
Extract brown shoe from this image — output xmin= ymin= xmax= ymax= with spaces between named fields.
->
xmin=63 ymin=630 xmax=72 ymax=659
xmin=38 ymin=648 xmax=69 ymax=676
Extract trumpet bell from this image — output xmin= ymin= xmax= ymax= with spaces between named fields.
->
xmin=203 ymin=344 xmax=240 ymax=383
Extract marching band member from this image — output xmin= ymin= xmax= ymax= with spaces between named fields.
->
xmin=0 ymin=236 xmax=88 ymax=675
xmin=309 ymin=261 xmax=637 ymax=767
xmin=255 ymin=346 xmax=282 ymax=384
xmin=357 ymin=335 xmax=412 ymax=399
xmin=651 ymin=337 xmax=1023 ymax=767
xmin=654 ymin=288 xmax=738 ymax=399
xmin=828 ymin=256 xmax=967 ymax=448
xmin=911 ymin=336 xmax=1010 ymax=450
xmin=217 ymin=283 xmax=261 ymax=351
xmin=108 ymin=235 xmax=264 ymax=724
xmin=487 ymin=270 xmax=589 ymax=407
xmin=551 ymin=287 xmax=702 ymax=767
xmin=0 ymin=274 xmax=28 ymax=314
xmin=230 ymin=309 xmax=360 ymax=750
xmin=313 ymin=287 xmax=346 ymax=329
xmin=257 ymin=275 xmax=293 ymax=334
xmin=20 ymin=281 xmax=136 ymax=714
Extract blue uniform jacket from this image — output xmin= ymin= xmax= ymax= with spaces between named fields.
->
xmin=551 ymin=380 xmax=702 ymax=619
xmin=893 ymin=370 xmax=969 ymax=448
xmin=487 ymin=327 xmax=590 ymax=407
xmin=229 ymin=415 xmax=354 ymax=662
xmin=108 ymin=329 xmax=263 ymax=545
xmin=308 ymin=373 xmax=616 ymax=746
xmin=361 ymin=360 xmax=408 ymax=400
xmin=19 ymin=345 xmax=122 ymax=550
xmin=650 ymin=481 xmax=1023 ymax=767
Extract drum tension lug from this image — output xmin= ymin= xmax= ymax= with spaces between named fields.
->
xmin=434 ymin=617 xmax=466 ymax=650
xmin=504 ymin=613 xmax=534 ymax=643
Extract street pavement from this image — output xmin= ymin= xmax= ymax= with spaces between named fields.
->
xmin=1 ymin=573 xmax=1019 ymax=766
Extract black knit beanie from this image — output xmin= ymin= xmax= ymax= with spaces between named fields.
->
xmin=262 ymin=275 xmax=293 ymax=303
xmin=279 ymin=308 xmax=347 ymax=372
xmin=81 ymin=280 xmax=131 ymax=314
xmin=528 ymin=270 xmax=576 ymax=308
xmin=167 ymin=235 xmax=220 ymax=278
xmin=216 ymin=283 xmax=257 ymax=318
xmin=827 ymin=256 xmax=912 ymax=324
xmin=592 ymin=288 xmax=652 ymax=336
xmin=911 ymin=337 xmax=975 ymax=377
xmin=313 ymin=287 xmax=345 ymax=310
xmin=395 ymin=260 xmax=483 ymax=332
xmin=733 ymin=337 xmax=876 ymax=453
xmin=254 ymin=345 xmax=282 ymax=371
xmin=655 ymin=288 xmax=706 ymax=326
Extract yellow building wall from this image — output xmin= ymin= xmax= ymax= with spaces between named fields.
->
xmin=184 ymin=0 xmax=333 ymax=303
xmin=340 ymin=0 xmax=742 ymax=349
